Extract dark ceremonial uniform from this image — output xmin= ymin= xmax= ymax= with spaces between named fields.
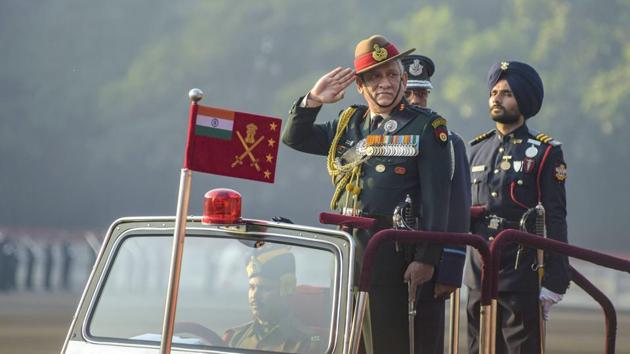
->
xmin=282 ymin=97 xmax=452 ymax=354
xmin=402 ymin=54 xmax=470 ymax=353
xmin=415 ymin=131 xmax=471 ymax=354
xmin=225 ymin=316 xmax=321 ymax=353
xmin=464 ymin=124 xmax=570 ymax=353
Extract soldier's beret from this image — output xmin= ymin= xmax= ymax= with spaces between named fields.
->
xmin=487 ymin=61 xmax=544 ymax=119
xmin=354 ymin=35 xmax=415 ymax=75
xmin=246 ymin=246 xmax=296 ymax=295
xmin=402 ymin=55 xmax=435 ymax=90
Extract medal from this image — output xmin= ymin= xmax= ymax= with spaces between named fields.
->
xmin=500 ymin=155 xmax=512 ymax=171
xmin=383 ymin=120 xmax=398 ymax=133
xmin=513 ymin=161 xmax=523 ymax=172
xmin=525 ymin=145 xmax=538 ymax=158
xmin=375 ymin=164 xmax=386 ymax=173
xmin=523 ymin=158 xmax=535 ymax=173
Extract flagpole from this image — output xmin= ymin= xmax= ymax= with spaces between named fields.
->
xmin=159 ymin=89 xmax=203 ymax=354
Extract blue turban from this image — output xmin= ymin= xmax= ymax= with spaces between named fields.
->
xmin=487 ymin=61 xmax=544 ymax=119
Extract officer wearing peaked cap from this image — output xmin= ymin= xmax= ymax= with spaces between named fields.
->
xmin=402 ymin=55 xmax=434 ymax=108
xmin=465 ymin=61 xmax=570 ymax=354
xmin=402 ymin=54 xmax=471 ymax=354
xmin=224 ymin=247 xmax=322 ymax=353
xmin=282 ymin=35 xmax=453 ymax=354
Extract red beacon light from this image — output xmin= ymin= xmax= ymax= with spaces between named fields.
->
xmin=202 ymin=188 xmax=242 ymax=224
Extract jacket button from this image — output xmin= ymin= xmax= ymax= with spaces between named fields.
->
xmin=489 ymin=236 xmax=495 ymax=241
xmin=517 ymin=179 xmax=523 ymax=185
xmin=491 ymin=192 xmax=498 ymax=197
xmin=498 ymin=147 xmax=504 ymax=153
xmin=494 ymin=169 xmax=499 ymax=174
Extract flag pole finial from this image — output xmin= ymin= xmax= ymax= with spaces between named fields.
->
xmin=189 ymin=88 xmax=204 ymax=102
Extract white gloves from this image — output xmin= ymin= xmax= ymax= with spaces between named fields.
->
xmin=539 ymin=287 xmax=563 ymax=321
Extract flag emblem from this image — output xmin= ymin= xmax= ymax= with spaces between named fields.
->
xmin=195 ymin=105 xmax=234 ymax=140
xmin=184 ymin=103 xmax=281 ymax=183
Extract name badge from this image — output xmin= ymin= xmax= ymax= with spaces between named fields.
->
xmin=471 ymin=165 xmax=486 ymax=173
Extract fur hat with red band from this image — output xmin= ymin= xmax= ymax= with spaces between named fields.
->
xmin=354 ymin=35 xmax=415 ymax=75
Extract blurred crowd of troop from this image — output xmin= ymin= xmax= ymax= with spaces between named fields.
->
xmin=0 ymin=229 xmax=97 ymax=292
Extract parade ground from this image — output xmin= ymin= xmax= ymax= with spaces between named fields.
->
xmin=1 ymin=292 xmax=629 ymax=354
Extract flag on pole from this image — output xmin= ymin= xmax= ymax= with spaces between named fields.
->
xmin=184 ymin=102 xmax=282 ymax=183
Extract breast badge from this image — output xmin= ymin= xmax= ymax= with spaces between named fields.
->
xmin=523 ymin=158 xmax=536 ymax=173
xmin=383 ymin=119 xmax=398 ymax=133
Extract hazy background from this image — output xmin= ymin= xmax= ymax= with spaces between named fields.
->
xmin=2 ymin=0 xmax=629 ymax=252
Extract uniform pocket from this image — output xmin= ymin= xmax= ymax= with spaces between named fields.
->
xmin=471 ymin=171 xmax=487 ymax=205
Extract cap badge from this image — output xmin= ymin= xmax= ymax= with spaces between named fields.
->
xmin=372 ymin=44 xmax=388 ymax=62
xmin=383 ymin=119 xmax=398 ymax=133
xmin=409 ymin=59 xmax=423 ymax=76
xmin=500 ymin=61 xmax=510 ymax=70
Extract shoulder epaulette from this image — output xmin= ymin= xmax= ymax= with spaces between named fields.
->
xmin=405 ymin=104 xmax=436 ymax=116
xmin=338 ymin=105 xmax=368 ymax=120
xmin=528 ymin=128 xmax=562 ymax=146
xmin=469 ymin=129 xmax=496 ymax=146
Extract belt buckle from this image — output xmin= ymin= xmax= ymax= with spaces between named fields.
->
xmin=488 ymin=215 xmax=501 ymax=230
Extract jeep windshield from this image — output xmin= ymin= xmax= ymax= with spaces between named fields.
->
xmin=87 ymin=233 xmax=337 ymax=353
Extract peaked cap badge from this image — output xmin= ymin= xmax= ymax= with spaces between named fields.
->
xmin=372 ymin=44 xmax=388 ymax=62
xmin=409 ymin=59 xmax=423 ymax=76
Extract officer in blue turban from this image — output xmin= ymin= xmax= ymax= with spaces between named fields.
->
xmin=465 ymin=61 xmax=570 ymax=353
xmin=486 ymin=61 xmax=544 ymax=120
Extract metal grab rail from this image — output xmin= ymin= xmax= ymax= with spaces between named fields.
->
xmin=490 ymin=230 xmax=630 ymax=354
xmin=358 ymin=229 xmax=494 ymax=354
xmin=570 ymin=266 xmax=617 ymax=354
xmin=359 ymin=230 xmax=491 ymax=296
xmin=319 ymin=213 xmax=493 ymax=354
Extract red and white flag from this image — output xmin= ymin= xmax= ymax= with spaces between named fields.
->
xmin=184 ymin=103 xmax=281 ymax=183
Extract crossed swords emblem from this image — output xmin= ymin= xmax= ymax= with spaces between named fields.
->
xmin=231 ymin=123 xmax=264 ymax=171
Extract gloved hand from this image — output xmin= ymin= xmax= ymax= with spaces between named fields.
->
xmin=539 ymin=287 xmax=563 ymax=321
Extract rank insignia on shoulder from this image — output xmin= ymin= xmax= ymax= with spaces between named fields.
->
xmin=470 ymin=129 xmax=496 ymax=146
xmin=431 ymin=117 xmax=448 ymax=144
xmin=535 ymin=133 xmax=554 ymax=144
xmin=554 ymin=163 xmax=567 ymax=182
xmin=530 ymin=128 xmax=562 ymax=146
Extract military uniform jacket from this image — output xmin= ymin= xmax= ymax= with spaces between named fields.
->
xmin=282 ymin=96 xmax=452 ymax=266
xmin=224 ymin=316 xmax=321 ymax=353
xmin=435 ymin=131 xmax=471 ymax=287
xmin=464 ymin=123 xmax=570 ymax=294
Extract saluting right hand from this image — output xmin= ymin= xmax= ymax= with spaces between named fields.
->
xmin=308 ymin=67 xmax=355 ymax=106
